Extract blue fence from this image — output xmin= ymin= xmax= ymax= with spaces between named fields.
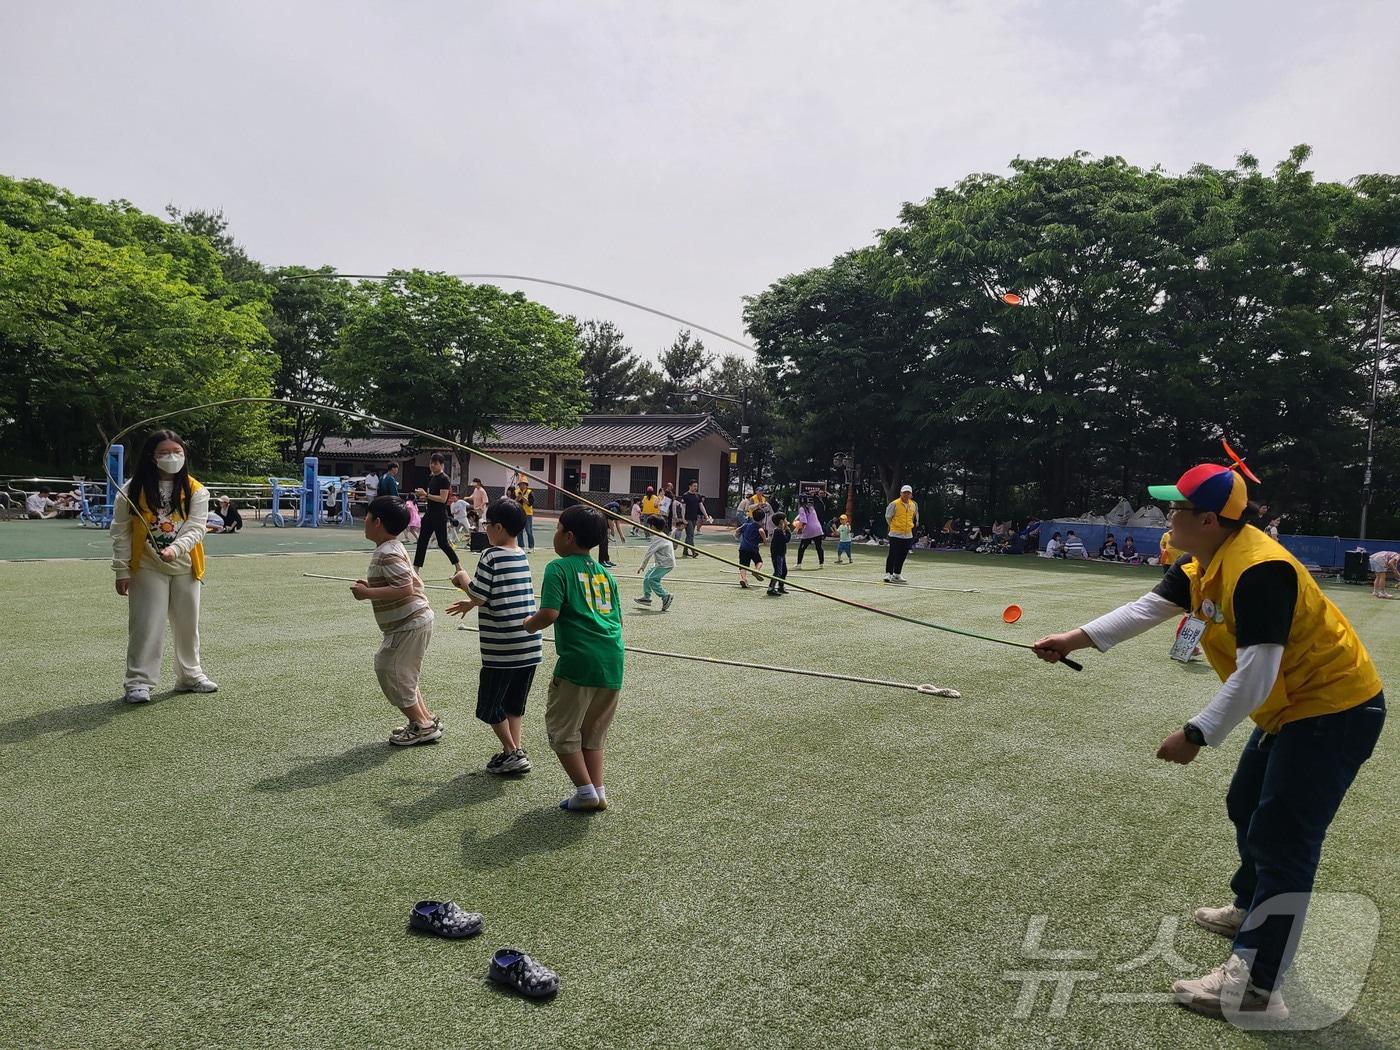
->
xmin=1039 ymin=520 xmax=1398 ymax=569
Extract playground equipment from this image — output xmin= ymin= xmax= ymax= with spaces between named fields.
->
xmin=264 ymin=457 xmax=354 ymax=527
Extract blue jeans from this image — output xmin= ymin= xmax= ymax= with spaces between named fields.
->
xmin=1227 ymin=692 xmax=1385 ymax=990
xmin=642 ymin=565 xmax=672 ymax=599
xmin=837 ymin=541 xmax=853 ymax=561
xmin=521 ymin=516 xmax=534 ymax=549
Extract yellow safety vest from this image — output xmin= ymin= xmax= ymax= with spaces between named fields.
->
xmin=130 ymin=477 xmax=206 ymax=580
xmin=888 ymin=499 xmax=917 ymax=536
xmin=1183 ymin=525 xmax=1380 ymax=733
xmin=641 ymin=495 xmax=661 ymax=516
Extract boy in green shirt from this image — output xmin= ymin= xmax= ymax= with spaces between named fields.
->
xmin=522 ymin=504 xmax=623 ymax=812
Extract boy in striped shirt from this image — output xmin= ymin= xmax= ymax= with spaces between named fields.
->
xmin=448 ymin=497 xmax=542 ymax=774
xmin=351 ymin=495 xmax=441 ymax=746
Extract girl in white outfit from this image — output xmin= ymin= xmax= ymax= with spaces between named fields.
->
xmin=111 ymin=430 xmax=218 ymax=703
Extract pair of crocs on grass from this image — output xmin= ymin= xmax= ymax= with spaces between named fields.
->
xmin=408 ymin=900 xmax=559 ymax=999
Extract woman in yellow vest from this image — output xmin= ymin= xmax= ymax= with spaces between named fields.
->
xmin=883 ymin=485 xmax=918 ymax=583
xmin=111 ymin=430 xmax=218 ymax=704
xmin=1031 ymin=462 xmax=1384 ymax=1023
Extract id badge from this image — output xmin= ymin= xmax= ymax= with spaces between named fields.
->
xmin=1170 ymin=615 xmax=1207 ymax=663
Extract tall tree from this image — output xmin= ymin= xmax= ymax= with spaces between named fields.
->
xmin=266 ymin=266 xmax=356 ymax=457
xmin=574 ymin=318 xmax=643 ymax=412
xmin=637 ymin=329 xmax=712 ymax=411
xmin=332 ymin=271 xmax=586 ymax=471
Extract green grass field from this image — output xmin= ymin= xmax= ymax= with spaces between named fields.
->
xmin=2 ymin=519 xmax=1397 ymax=1049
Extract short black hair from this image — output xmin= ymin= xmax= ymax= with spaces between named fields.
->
xmin=751 ymin=507 xmax=765 ymax=521
xmin=646 ymin=515 xmax=666 ymax=530
xmin=430 ymin=452 xmax=446 ymax=465
xmin=1052 ymin=531 xmax=1062 ymax=539
xmin=558 ymin=504 xmax=607 ymax=550
xmin=472 ymin=477 xmax=482 ymax=485
xmin=772 ymin=511 xmax=787 ymax=525
xmin=485 ymin=497 xmax=526 ymax=537
xmin=367 ymin=495 xmax=410 ymax=535
xmin=386 ymin=463 xmax=399 ymax=472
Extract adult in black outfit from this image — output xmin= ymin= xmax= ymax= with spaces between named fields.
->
xmin=413 ymin=453 xmax=461 ymax=574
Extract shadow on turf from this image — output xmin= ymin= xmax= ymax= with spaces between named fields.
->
xmin=252 ymin=742 xmax=395 ymax=793
xmin=463 ymin=804 xmax=590 ymax=870
xmin=382 ymin=771 xmax=508 ymax=827
xmin=0 ymin=692 xmax=182 ymax=746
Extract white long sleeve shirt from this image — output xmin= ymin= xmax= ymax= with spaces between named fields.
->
xmin=111 ymin=480 xmax=209 ymax=579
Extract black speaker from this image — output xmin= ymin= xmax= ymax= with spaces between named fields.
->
xmin=1343 ymin=550 xmax=1370 ymax=584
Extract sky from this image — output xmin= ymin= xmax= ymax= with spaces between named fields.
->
xmin=3 ymin=0 xmax=1398 ymax=364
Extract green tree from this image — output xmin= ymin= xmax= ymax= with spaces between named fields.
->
xmin=574 ymin=318 xmax=643 ymax=412
xmin=0 ymin=176 xmax=276 ymax=474
xmin=265 ymin=267 xmax=356 ymax=457
xmin=333 ymin=271 xmax=586 ymax=473
xmin=637 ymin=329 xmax=712 ymax=411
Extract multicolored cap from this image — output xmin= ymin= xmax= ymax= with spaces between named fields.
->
xmin=1148 ymin=464 xmax=1248 ymax=518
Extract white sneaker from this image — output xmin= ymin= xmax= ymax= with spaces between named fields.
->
xmin=176 ymin=678 xmax=219 ymax=694
xmin=123 ymin=686 xmax=151 ymax=704
xmin=498 ymin=748 xmax=532 ymax=774
xmin=1193 ymin=902 xmax=1247 ymax=938
xmin=1172 ymin=954 xmax=1288 ymax=1024
xmin=884 ymin=574 xmax=893 ymax=583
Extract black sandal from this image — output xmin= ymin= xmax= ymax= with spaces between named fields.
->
xmin=487 ymin=947 xmax=560 ymax=998
xmin=408 ymin=900 xmax=484 ymax=939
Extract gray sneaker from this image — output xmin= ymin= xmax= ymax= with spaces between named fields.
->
xmin=391 ymin=719 xmax=443 ymax=746
xmin=1193 ymin=903 xmax=1247 ymax=938
xmin=123 ymin=686 xmax=151 ymax=704
xmin=633 ymin=596 xmax=653 ymax=605
xmin=486 ymin=751 xmax=509 ymax=772
xmin=498 ymin=748 xmax=532 ymax=774
xmin=175 ymin=678 xmax=219 ymax=694
xmin=661 ymin=594 xmax=674 ymax=612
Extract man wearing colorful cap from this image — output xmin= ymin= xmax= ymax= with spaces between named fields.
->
xmin=1032 ymin=462 xmax=1385 ymax=1024
xmin=883 ymin=485 xmax=918 ymax=584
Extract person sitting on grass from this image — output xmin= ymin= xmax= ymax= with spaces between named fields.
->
xmin=25 ymin=489 xmax=59 ymax=519
xmin=1045 ymin=531 xmax=1065 ymax=557
xmin=447 ymin=497 xmax=541 ymax=775
xmin=351 ymin=495 xmax=441 ymax=746
xmin=1064 ymin=530 xmax=1087 ymax=559
xmin=216 ymin=495 xmax=244 ymax=533
xmin=521 ymin=505 xmax=623 ymax=813
xmin=635 ymin=514 xmax=677 ymax=611
xmin=1100 ymin=532 xmax=1119 ymax=560
xmin=1120 ymin=535 xmax=1139 ymax=563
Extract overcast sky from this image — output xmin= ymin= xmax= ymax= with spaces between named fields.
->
xmin=4 ymin=0 xmax=1398 ymax=364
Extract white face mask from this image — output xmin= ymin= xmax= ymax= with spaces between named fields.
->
xmin=156 ymin=452 xmax=186 ymax=474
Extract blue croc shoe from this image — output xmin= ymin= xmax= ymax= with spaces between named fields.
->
xmin=487 ymin=947 xmax=559 ymax=998
xmin=408 ymin=900 xmax=483 ymax=939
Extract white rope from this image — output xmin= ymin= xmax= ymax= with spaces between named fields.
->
xmin=300 ymin=572 xmax=960 ymax=697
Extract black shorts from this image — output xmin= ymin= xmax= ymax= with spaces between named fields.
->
xmin=739 ymin=548 xmax=762 ymax=568
xmin=475 ymin=665 xmax=537 ymax=725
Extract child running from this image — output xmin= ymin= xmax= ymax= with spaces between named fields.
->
xmin=635 ymin=515 xmax=676 ymax=611
xmin=522 ymin=505 xmax=624 ymax=812
xmin=836 ymin=514 xmax=854 ymax=563
xmin=734 ymin=505 xmax=767 ymax=589
xmin=351 ymin=495 xmax=441 ymax=746
xmin=766 ymin=511 xmax=791 ymax=596
xmin=447 ymin=497 xmax=541 ymax=774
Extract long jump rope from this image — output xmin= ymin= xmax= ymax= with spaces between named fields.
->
xmin=102 ymin=396 xmax=1084 ymax=696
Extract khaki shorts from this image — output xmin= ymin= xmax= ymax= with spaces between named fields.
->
xmin=545 ymin=677 xmax=620 ymax=754
xmin=374 ymin=622 xmax=432 ymax=709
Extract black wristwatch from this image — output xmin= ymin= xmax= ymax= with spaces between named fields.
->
xmin=1183 ymin=722 xmax=1207 ymax=747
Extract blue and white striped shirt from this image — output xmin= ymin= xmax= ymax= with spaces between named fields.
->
xmin=467 ymin=546 xmax=542 ymax=668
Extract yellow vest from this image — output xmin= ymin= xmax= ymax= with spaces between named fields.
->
xmin=888 ymin=499 xmax=917 ymax=536
xmin=1159 ymin=532 xmax=1181 ymax=566
xmin=641 ymin=495 xmax=661 ymax=516
xmin=130 ymin=477 xmax=206 ymax=580
xmin=1183 ymin=526 xmax=1380 ymax=733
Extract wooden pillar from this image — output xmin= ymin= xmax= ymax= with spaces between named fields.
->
xmin=547 ymin=453 xmax=558 ymax=510
xmin=661 ymin=453 xmax=678 ymax=490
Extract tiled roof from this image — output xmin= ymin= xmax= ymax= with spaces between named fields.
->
xmin=317 ymin=433 xmax=414 ymax=459
xmin=479 ymin=414 xmax=734 ymax=453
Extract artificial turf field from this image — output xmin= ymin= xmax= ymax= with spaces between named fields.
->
xmin=2 ymin=518 xmax=1397 ymax=1050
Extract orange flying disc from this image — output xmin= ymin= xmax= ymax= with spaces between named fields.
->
xmin=1001 ymin=292 xmax=1023 ymax=305
xmin=1002 ymin=604 xmax=1023 ymax=624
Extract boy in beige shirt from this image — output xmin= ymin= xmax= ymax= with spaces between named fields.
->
xmin=352 ymin=495 xmax=441 ymax=745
